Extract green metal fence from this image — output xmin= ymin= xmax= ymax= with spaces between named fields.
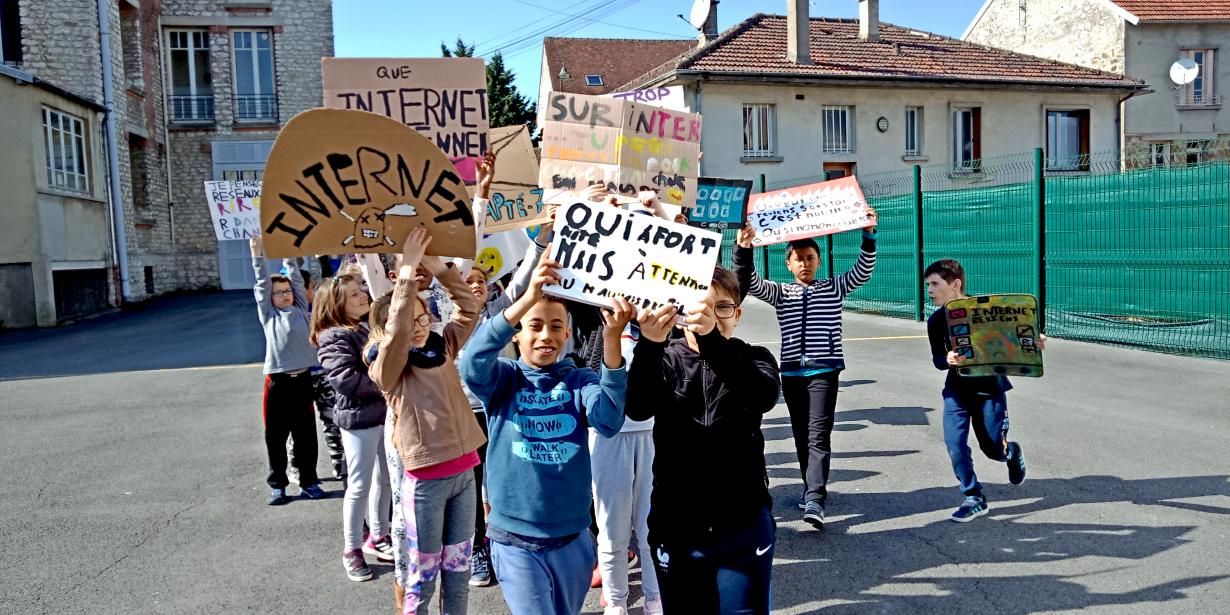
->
xmin=725 ymin=141 xmax=1230 ymax=359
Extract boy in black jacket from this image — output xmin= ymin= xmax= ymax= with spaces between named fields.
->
xmin=627 ymin=266 xmax=781 ymax=614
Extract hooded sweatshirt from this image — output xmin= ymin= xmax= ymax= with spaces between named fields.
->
xmin=460 ymin=314 xmax=627 ymax=540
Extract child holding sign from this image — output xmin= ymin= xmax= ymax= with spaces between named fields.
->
xmin=368 ymin=228 xmax=485 ymax=614
xmin=460 ymin=252 xmax=632 ymax=615
xmin=734 ymin=217 xmax=876 ymax=530
xmin=627 ymin=266 xmax=781 ymax=614
xmin=924 ymin=259 xmax=1042 ymax=522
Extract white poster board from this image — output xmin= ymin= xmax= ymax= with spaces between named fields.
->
xmin=746 ymin=176 xmax=874 ymax=246
xmin=204 ymin=180 xmax=262 ymax=241
xmin=604 ymin=86 xmax=687 ymax=112
xmin=545 ymin=200 xmax=722 ymax=311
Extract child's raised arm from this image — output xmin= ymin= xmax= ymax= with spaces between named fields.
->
xmin=625 ymin=304 xmax=679 ymax=421
xmin=733 ymin=226 xmax=782 ymax=305
xmin=426 ymin=257 xmax=481 ymax=355
xmin=834 ymin=210 xmax=878 ymax=296
xmin=250 ymin=236 xmax=272 ymax=323
xmin=284 ymin=257 xmax=308 ymax=309
xmin=370 ymin=228 xmax=430 ymax=392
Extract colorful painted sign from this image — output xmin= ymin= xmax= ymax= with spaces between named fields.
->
xmin=605 ymin=86 xmax=687 ymax=111
xmin=484 ymin=124 xmax=546 ymax=232
xmin=545 ymin=200 xmax=722 ymax=311
xmin=945 ymin=294 xmax=1044 ymax=378
xmin=539 ymin=92 xmax=702 ymax=208
xmin=203 ymin=180 xmax=262 ymax=240
xmin=745 ymin=176 xmax=874 ymax=246
xmin=321 ymin=57 xmax=488 ymax=183
xmin=687 ymin=177 xmax=753 ymax=230
xmin=259 ymin=108 xmax=476 ymax=259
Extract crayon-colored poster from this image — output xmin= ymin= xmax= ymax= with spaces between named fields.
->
xmin=321 ymin=57 xmax=488 ymax=183
xmin=745 ymin=176 xmax=874 ymax=246
xmin=545 ymin=200 xmax=722 ymax=311
xmin=539 ymin=91 xmax=701 ymax=208
xmin=203 ymin=180 xmax=262 ymax=240
xmin=945 ymin=294 xmax=1044 ymax=378
xmin=259 ymin=108 xmax=476 ymax=259
xmin=687 ymin=177 xmax=753 ymax=230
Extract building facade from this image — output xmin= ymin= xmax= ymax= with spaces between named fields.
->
xmin=964 ymin=0 xmax=1230 ymax=158
xmin=0 ymin=0 xmax=332 ymax=327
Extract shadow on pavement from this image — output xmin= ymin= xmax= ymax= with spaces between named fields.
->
xmin=767 ymin=474 xmax=1230 ymax=613
xmin=0 ymin=291 xmax=264 ymax=381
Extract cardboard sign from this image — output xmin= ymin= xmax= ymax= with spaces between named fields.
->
xmin=687 ymin=178 xmax=752 ymax=230
xmin=539 ymin=92 xmax=701 ymax=208
xmin=204 ymin=180 xmax=262 ymax=240
xmin=746 ymin=176 xmax=874 ymax=246
xmin=945 ymin=294 xmax=1044 ymax=378
xmin=321 ymin=57 xmax=488 ymax=183
xmin=605 ymin=86 xmax=687 ymax=111
xmin=476 ymin=226 xmax=533 ymax=282
xmin=545 ymin=200 xmax=722 ymax=311
xmin=484 ymin=125 xmax=546 ymax=232
xmin=259 ymin=108 xmax=476 ymax=259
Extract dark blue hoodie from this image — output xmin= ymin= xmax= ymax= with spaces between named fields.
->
xmin=460 ymin=314 xmax=626 ymax=539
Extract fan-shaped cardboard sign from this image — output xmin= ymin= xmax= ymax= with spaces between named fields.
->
xmin=260 ymin=108 xmax=476 ymax=259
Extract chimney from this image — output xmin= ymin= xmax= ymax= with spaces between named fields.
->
xmin=699 ymin=1 xmax=720 ymax=46
xmin=787 ymin=0 xmax=811 ymax=65
xmin=859 ymin=0 xmax=880 ymax=42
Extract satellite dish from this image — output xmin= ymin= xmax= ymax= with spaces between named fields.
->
xmin=1170 ymin=58 xmax=1199 ymax=85
xmin=689 ymin=0 xmax=711 ymax=30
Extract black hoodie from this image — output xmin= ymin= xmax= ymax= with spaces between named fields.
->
xmin=627 ymin=329 xmax=781 ymax=544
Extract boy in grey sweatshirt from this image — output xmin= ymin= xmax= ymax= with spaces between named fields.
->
xmin=251 ymin=236 xmax=326 ymax=505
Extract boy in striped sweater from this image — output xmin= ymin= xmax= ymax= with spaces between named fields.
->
xmin=733 ymin=216 xmax=876 ymax=530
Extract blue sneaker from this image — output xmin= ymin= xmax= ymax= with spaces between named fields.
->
xmin=300 ymin=484 xmax=327 ymax=500
xmin=951 ymin=496 xmax=988 ymax=522
xmin=267 ymin=488 xmax=289 ymax=506
xmin=1007 ymin=442 xmax=1026 ymax=485
xmin=803 ymin=501 xmax=825 ymax=530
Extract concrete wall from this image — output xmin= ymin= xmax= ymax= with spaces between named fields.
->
xmin=693 ymin=81 xmax=1123 ymax=187
xmin=1124 ymin=22 xmax=1230 ymax=142
xmin=964 ymin=0 xmax=1126 ymax=74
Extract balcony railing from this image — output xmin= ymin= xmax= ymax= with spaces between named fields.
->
xmin=235 ymin=94 xmax=277 ymax=122
xmin=169 ymin=95 xmax=215 ymax=122
xmin=1177 ymin=92 xmax=1223 ymax=107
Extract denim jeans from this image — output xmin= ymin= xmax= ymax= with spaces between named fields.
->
xmin=942 ymin=388 xmax=1009 ymax=497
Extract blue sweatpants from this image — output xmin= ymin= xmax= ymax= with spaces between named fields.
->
xmin=490 ymin=530 xmax=596 ymax=615
xmin=942 ymin=388 xmax=1010 ymax=497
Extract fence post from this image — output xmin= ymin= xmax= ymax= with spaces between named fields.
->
xmin=1033 ymin=147 xmax=1047 ymax=332
xmin=913 ymin=164 xmax=924 ymax=321
xmin=758 ymin=173 xmax=769 ymax=279
xmin=822 ymin=171 xmax=835 ymax=279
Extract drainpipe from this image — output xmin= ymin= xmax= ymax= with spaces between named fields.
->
xmin=98 ymin=0 xmax=132 ymax=301
xmin=158 ymin=12 xmax=176 ymax=246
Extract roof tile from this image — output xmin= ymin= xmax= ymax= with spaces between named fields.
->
xmin=1110 ymin=0 xmax=1230 ymax=21
xmin=542 ymin=37 xmax=696 ymax=94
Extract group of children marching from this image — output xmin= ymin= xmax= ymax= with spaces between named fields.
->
xmin=250 ymin=153 xmax=1041 ymax=615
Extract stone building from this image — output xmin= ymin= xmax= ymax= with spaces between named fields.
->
xmin=964 ymin=0 xmax=1230 ymax=160
xmin=0 ymin=0 xmax=332 ymax=327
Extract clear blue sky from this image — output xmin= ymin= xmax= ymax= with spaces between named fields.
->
xmin=333 ymin=0 xmax=987 ymax=102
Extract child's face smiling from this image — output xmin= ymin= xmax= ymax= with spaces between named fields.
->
xmin=515 ymin=301 xmax=570 ymax=368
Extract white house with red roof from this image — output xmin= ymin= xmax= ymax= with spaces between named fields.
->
xmin=965 ymin=0 xmax=1230 ymax=163
xmin=605 ymin=0 xmax=1144 ymax=188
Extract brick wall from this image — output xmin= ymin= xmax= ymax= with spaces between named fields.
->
xmin=965 ymin=0 xmax=1126 ymax=74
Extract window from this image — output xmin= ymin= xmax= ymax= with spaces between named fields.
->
xmin=742 ymin=104 xmax=776 ymax=157
xmin=167 ymin=30 xmax=213 ymax=121
xmin=42 ymin=107 xmax=89 ymax=194
xmin=221 ymin=169 xmax=263 ymax=181
xmin=1180 ymin=49 xmax=1218 ymax=106
xmin=822 ymin=105 xmax=853 ymax=153
xmin=584 ymin=74 xmax=603 ymax=87
xmin=1150 ymin=142 xmax=1169 ymax=168
xmin=1185 ymin=140 xmax=1209 ymax=166
xmin=905 ymin=106 xmax=923 ymax=156
xmin=1046 ymin=110 xmax=1090 ymax=171
xmin=232 ymin=30 xmax=276 ymax=121
xmin=952 ymin=107 xmax=981 ymax=170
xmin=1 ymin=0 xmax=21 ymax=65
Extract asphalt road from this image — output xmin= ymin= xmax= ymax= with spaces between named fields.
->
xmin=1 ymin=291 xmax=1227 ymax=614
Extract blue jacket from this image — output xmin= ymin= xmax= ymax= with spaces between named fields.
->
xmin=460 ymin=315 xmax=626 ymax=539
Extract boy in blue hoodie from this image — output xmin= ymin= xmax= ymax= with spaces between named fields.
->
xmin=461 ymin=251 xmax=632 ymax=615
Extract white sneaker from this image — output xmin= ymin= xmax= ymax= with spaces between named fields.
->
xmin=602 ymin=606 xmax=628 ymax=615
xmin=643 ymin=597 xmax=664 ymax=615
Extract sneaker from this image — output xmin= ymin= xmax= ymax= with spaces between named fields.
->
xmin=643 ymin=597 xmax=665 ymax=615
xmin=469 ymin=545 xmax=493 ymax=587
xmin=267 ymin=488 xmax=289 ymax=506
xmin=951 ymin=496 xmax=989 ymax=523
xmin=803 ymin=501 xmax=825 ymax=530
xmin=300 ymin=484 xmax=327 ymax=500
xmin=1007 ymin=441 xmax=1026 ymax=485
xmin=590 ymin=564 xmax=602 ymax=588
xmin=342 ymin=549 xmax=372 ymax=582
xmin=797 ymin=489 xmax=807 ymax=511
xmin=627 ymin=548 xmax=639 ymax=570
xmin=363 ymin=535 xmax=395 ymax=562
xmin=602 ymin=605 xmax=627 ymax=615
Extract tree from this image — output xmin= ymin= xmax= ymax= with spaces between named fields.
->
xmin=442 ymin=38 xmax=537 ymax=136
